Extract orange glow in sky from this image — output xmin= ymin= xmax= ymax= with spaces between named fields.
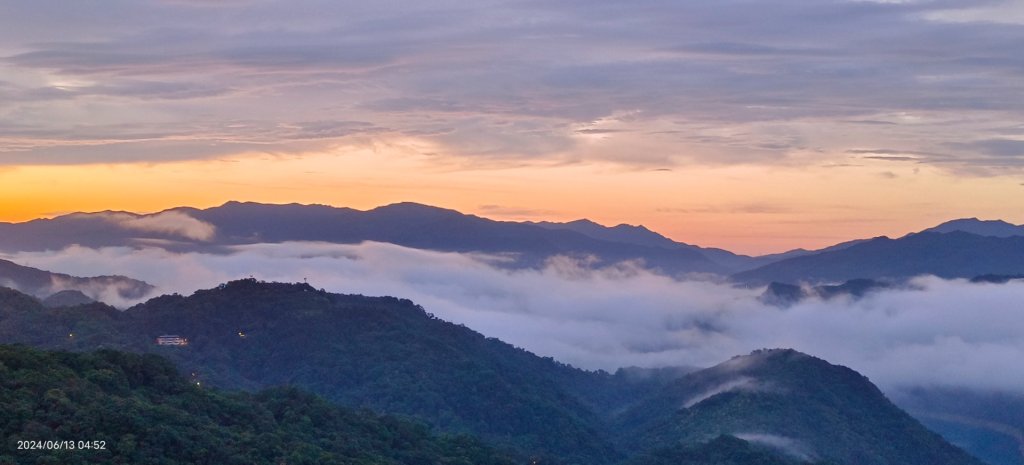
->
xmin=3 ymin=138 xmax=1023 ymax=255
xmin=4 ymin=1 xmax=1024 ymax=255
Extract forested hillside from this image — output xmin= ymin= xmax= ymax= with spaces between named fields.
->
xmin=0 ymin=345 xmax=516 ymax=465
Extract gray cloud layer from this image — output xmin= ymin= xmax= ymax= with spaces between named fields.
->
xmin=5 ymin=241 xmax=1024 ymax=394
xmin=3 ymin=0 xmax=1024 ymax=170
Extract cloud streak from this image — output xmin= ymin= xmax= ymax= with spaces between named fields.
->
xmin=98 ymin=211 xmax=217 ymax=242
xmin=2 ymin=0 xmax=1024 ymax=171
xmin=4 ymin=241 xmax=1024 ymax=394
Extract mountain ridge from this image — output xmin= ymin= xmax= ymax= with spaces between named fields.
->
xmin=3 ymin=202 xmax=1024 ymax=283
xmin=733 ymin=231 xmax=1024 ymax=284
xmin=0 ymin=201 xmax=728 ymax=276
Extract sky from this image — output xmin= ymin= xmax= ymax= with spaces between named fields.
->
xmin=3 ymin=0 xmax=1024 ymax=254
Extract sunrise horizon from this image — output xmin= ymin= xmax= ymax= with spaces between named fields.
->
xmin=5 ymin=1 xmax=1024 ymax=255
xmin=3 ymin=193 xmax=1021 ymax=256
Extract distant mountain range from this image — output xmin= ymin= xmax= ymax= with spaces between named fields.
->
xmin=0 ymin=202 xmax=727 ymax=275
xmin=733 ymin=231 xmax=1024 ymax=285
xmin=1 ymin=202 xmax=1023 ymax=285
xmin=0 ymin=280 xmax=988 ymax=465
xmin=528 ymin=218 xmax=796 ymax=272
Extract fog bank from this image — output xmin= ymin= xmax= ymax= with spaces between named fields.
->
xmin=5 ymin=242 xmax=1023 ymax=392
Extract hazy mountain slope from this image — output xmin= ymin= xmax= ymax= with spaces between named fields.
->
xmin=41 ymin=290 xmax=96 ymax=308
xmin=892 ymin=387 xmax=1024 ymax=465
xmin=614 ymin=349 xmax=984 ymax=465
xmin=753 ymin=238 xmax=871 ymax=263
xmin=0 ymin=209 xmax=220 ymax=251
xmin=0 ymin=258 xmax=153 ymax=302
xmin=923 ymin=218 xmax=1024 ymax=238
xmin=733 ymin=232 xmax=1024 ymax=284
xmin=0 ymin=344 xmax=517 ymax=465
xmin=913 ymin=417 xmax=1021 ymax=465
xmin=0 ymin=214 xmax=133 ymax=251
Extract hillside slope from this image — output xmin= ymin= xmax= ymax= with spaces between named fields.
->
xmin=614 ymin=349 xmax=983 ymax=465
xmin=0 ymin=344 xmax=516 ymax=465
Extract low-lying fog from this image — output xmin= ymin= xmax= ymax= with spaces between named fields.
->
xmin=6 ymin=241 xmax=1023 ymax=393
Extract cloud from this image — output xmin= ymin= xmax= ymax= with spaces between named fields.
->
xmin=97 ymin=211 xmax=217 ymax=241
xmin=475 ymin=204 xmax=558 ymax=218
xmin=47 ymin=275 xmax=150 ymax=308
xmin=683 ymin=376 xmax=764 ymax=408
xmin=733 ymin=433 xmax=813 ymax=461
xmin=863 ymin=156 xmax=920 ymax=162
xmin=0 ymin=119 xmax=384 ymax=165
xmin=574 ymin=129 xmax=629 ymax=135
xmin=5 ymin=241 xmax=1024 ymax=395
xmin=657 ymin=203 xmax=793 ymax=214
xmin=1 ymin=0 xmax=1024 ymax=170
xmin=949 ymin=139 xmax=1024 ymax=158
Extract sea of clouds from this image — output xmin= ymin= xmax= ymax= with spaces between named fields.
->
xmin=5 ymin=241 xmax=1024 ymax=393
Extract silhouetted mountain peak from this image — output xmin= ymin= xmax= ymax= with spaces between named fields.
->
xmin=759 ymin=282 xmax=807 ymax=306
xmin=532 ymin=218 xmax=683 ymax=250
xmin=923 ymin=217 xmax=1024 ymax=238
xmin=611 ymin=223 xmax=656 ymax=234
xmin=369 ymin=201 xmax=468 ymax=218
xmin=219 ymin=200 xmax=308 ymax=208
xmin=211 ymin=200 xmax=340 ymax=212
xmin=565 ymin=218 xmax=603 ymax=227
xmin=41 ymin=289 xmax=96 ymax=308
xmin=716 ymin=348 xmax=814 ymax=373
xmin=61 ymin=209 xmax=139 ymax=219
xmin=567 ymin=219 xmax=654 ymax=233
xmin=214 ymin=278 xmax=318 ymax=295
